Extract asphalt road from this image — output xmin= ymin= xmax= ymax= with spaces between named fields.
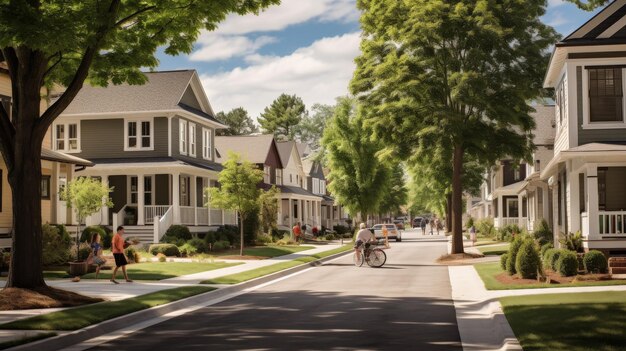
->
xmin=90 ymin=229 xmax=461 ymax=351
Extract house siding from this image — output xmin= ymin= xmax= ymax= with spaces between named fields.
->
xmin=73 ymin=117 xmax=168 ymax=159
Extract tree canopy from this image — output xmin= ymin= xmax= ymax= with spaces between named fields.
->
xmin=351 ymin=0 xmax=559 ymax=253
xmin=296 ymin=103 xmax=334 ymax=151
xmin=216 ymin=107 xmax=259 ymax=136
xmin=378 ymin=163 xmax=408 ymax=217
xmin=258 ymin=93 xmax=306 ymax=141
xmin=564 ymin=0 xmax=610 ymax=10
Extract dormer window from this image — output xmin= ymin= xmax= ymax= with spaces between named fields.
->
xmin=589 ymin=68 xmax=623 ymax=122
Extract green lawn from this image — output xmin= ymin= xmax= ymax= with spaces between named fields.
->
xmin=0 ymin=286 xmax=215 ymax=331
xmin=501 ymin=291 xmax=626 ymax=351
xmin=212 ymin=245 xmax=314 ymax=258
xmin=0 ymin=332 xmax=57 ymax=350
xmin=478 ymin=244 xmax=510 ymax=256
xmin=81 ymin=262 xmax=242 ymax=280
xmin=473 ymin=240 xmax=504 ymax=247
xmin=475 ymin=262 xmax=626 ymax=290
xmin=202 ymin=245 xmax=352 ymax=285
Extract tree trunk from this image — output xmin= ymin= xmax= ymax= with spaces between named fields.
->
xmin=446 ymin=192 xmax=452 ymax=234
xmin=239 ymin=213 xmax=244 ymax=257
xmin=451 ymin=144 xmax=465 ymax=254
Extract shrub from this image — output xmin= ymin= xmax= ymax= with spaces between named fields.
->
xmin=157 ymin=253 xmax=167 ymax=262
xmin=187 ymin=238 xmax=208 ymax=254
xmin=125 ymin=247 xmax=140 ymax=263
xmin=540 ymin=242 xmax=554 ymax=257
xmin=164 ymin=225 xmax=192 ymax=241
xmin=276 ymin=234 xmax=296 ymax=246
xmin=549 ymin=249 xmax=565 ymax=271
xmin=243 ymin=208 xmax=260 ymax=245
xmin=532 ymin=219 xmax=553 ymax=246
xmin=515 ymin=240 xmax=542 ymax=279
xmin=325 ymin=233 xmax=336 ymax=241
xmin=543 ymin=248 xmax=558 ymax=269
xmin=500 ymin=253 xmax=509 ymax=271
xmin=256 ymin=234 xmax=273 ymax=245
xmin=42 ymin=224 xmax=72 ymax=266
xmin=559 ymin=231 xmax=584 ymax=253
xmin=179 ymin=243 xmax=198 ymax=257
xmin=333 ymin=225 xmax=350 ymax=235
xmin=583 ymin=250 xmax=608 ymax=274
xmin=505 ymin=236 xmax=525 ymax=275
xmin=213 ymin=225 xmax=240 ymax=245
xmin=271 ymin=228 xmax=290 ymax=241
xmin=161 ymin=235 xmax=186 ymax=246
xmin=212 ymin=240 xmax=231 ymax=251
xmin=475 ymin=218 xmax=495 ymax=238
xmin=71 ymin=242 xmax=92 ymax=262
xmin=149 ymin=244 xmax=180 ymax=257
xmin=466 ymin=217 xmax=474 ymax=230
xmin=204 ymin=231 xmax=217 ymax=244
xmin=80 ymin=226 xmax=107 ymax=245
xmin=52 ymin=224 xmax=72 ymax=245
xmin=556 ymin=250 xmax=578 ymax=277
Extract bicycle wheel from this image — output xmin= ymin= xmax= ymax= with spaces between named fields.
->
xmin=353 ymin=251 xmax=364 ymax=267
xmin=366 ymin=248 xmax=387 ymax=268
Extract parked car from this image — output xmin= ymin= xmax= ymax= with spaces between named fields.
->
xmin=412 ymin=217 xmax=424 ymax=228
xmin=393 ymin=220 xmax=405 ymax=230
xmin=371 ymin=223 xmax=402 ymax=242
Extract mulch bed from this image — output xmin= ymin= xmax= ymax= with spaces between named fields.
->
xmin=437 ymin=253 xmax=486 ymax=265
xmin=495 ymin=269 xmax=612 ymax=285
xmin=0 ymin=286 xmax=103 ymax=311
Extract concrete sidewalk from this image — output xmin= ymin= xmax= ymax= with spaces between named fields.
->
xmin=449 ymin=264 xmax=626 ymax=351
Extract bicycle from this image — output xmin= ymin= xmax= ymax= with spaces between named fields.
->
xmin=353 ymin=241 xmax=387 ymax=268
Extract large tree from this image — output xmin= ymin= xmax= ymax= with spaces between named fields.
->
xmin=378 ymin=163 xmax=408 ymax=218
xmin=351 ymin=0 xmax=558 ymax=253
xmin=322 ymin=97 xmax=389 ymax=222
xmin=0 ymin=0 xmax=279 ymax=289
xmin=258 ymin=93 xmax=306 ymax=141
xmin=296 ymin=103 xmax=334 ymax=151
xmin=564 ymin=0 xmax=608 ymax=10
xmin=216 ymin=107 xmax=259 ymax=136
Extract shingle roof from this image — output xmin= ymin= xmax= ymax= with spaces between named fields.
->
xmin=214 ymin=135 xmax=275 ymax=164
xmin=531 ymin=105 xmax=556 ymax=145
xmin=41 ymin=148 xmax=93 ymax=166
xmin=276 ymin=141 xmax=296 ymax=167
xmin=279 ymin=185 xmax=323 ymax=198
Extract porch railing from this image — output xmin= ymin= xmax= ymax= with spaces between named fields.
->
xmin=599 ymin=211 xmax=626 ymax=235
xmin=180 ymin=206 xmax=195 ymax=225
xmin=197 ymin=207 xmax=209 ymax=226
xmin=496 ymin=217 xmax=528 ymax=229
xmin=145 ymin=206 xmax=171 ymax=224
xmin=210 ymin=209 xmax=222 ymax=225
xmin=112 ymin=204 xmax=127 ymax=231
xmin=224 ymin=210 xmax=238 ymax=225
xmin=153 ymin=206 xmax=173 ymax=242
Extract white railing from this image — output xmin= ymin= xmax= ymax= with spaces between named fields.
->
xmin=112 ymin=204 xmax=127 ymax=230
xmin=598 ymin=211 xmax=626 ymax=235
xmin=224 ymin=210 xmax=238 ymax=225
xmin=197 ymin=207 xmax=209 ymax=226
xmin=496 ymin=217 xmax=528 ymax=228
xmin=145 ymin=206 xmax=171 ymax=224
xmin=153 ymin=206 xmax=173 ymax=242
xmin=180 ymin=206 xmax=195 ymax=225
xmin=210 ymin=208 xmax=222 ymax=225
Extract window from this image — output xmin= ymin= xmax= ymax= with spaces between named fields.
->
xmin=41 ymin=176 xmax=51 ymax=200
xmin=313 ymin=178 xmax=320 ymax=194
xmin=189 ymin=123 xmax=196 ymax=157
xmin=54 ymin=123 xmax=80 ymax=152
xmin=276 ymin=169 xmax=282 ymax=185
xmin=506 ymin=198 xmax=519 ymax=218
xmin=179 ymin=120 xmax=188 ymax=155
xmin=202 ymin=128 xmax=211 ymax=160
xmin=125 ymin=119 xmax=152 ymax=150
xmin=589 ymin=68 xmax=623 ymax=122
xmin=264 ymin=166 xmax=271 ymax=183
xmin=145 ymin=176 xmax=153 ymax=205
xmin=513 ymin=168 xmax=521 ymax=181
xmin=0 ymin=95 xmax=11 ymax=118
xmin=130 ymin=176 xmax=138 ymax=204
xmin=180 ymin=176 xmax=190 ymax=206
xmin=321 ymin=180 xmax=326 ymax=194
xmin=556 ymin=79 xmax=565 ymax=123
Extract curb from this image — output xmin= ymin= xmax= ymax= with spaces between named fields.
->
xmin=8 ymin=248 xmax=352 ymax=351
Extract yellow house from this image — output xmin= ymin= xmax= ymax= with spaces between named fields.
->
xmin=0 ymin=63 xmax=93 ymax=248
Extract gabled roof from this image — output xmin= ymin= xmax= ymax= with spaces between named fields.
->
xmin=276 ymin=141 xmax=297 ymax=167
xmin=296 ymin=142 xmax=311 ymax=158
xmin=214 ymin=134 xmax=278 ymax=165
xmin=59 ymin=70 xmax=224 ymax=126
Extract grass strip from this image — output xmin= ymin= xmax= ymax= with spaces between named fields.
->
xmin=0 ymin=332 xmax=57 ymax=350
xmin=0 ymin=286 xmax=214 ymax=331
xmin=477 ymin=244 xmax=509 ymax=256
xmin=201 ymin=245 xmax=353 ymax=285
xmin=501 ymin=291 xmax=626 ymax=351
xmin=213 ymin=245 xmax=314 ymax=258
xmin=475 ymin=262 xmax=626 ymax=290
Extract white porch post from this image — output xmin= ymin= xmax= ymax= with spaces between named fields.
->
xmin=102 ymin=175 xmax=110 ymax=225
xmin=172 ymin=173 xmax=181 ymax=224
xmin=587 ymin=164 xmax=599 ymax=240
xmin=66 ymin=165 xmax=75 ymax=225
xmin=288 ymin=199 xmax=293 ymax=228
xmin=191 ymin=175 xmax=197 ymax=226
xmin=541 ymin=185 xmax=550 ymax=222
xmin=497 ymin=196 xmax=503 ymax=228
xmin=277 ymin=197 xmax=282 ymax=226
xmin=569 ymin=163 xmax=581 ymax=234
xmin=330 ymin=203 xmax=334 ymax=228
xmin=299 ymin=199 xmax=304 ymax=224
xmin=51 ymin=162 xmax=60 ymax=224
xmin=517 ymin=194 xmax=523 ymax=228
xmin=137 ymin=174 xmax=145 ymax=226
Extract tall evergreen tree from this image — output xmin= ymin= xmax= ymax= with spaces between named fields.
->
xmin=322 ymin=97 xmax=389 ymax=222
xmin=296 ymin=103 xmax=334 ymax=150
xmin=258 ymin=93 xmax=306 ymax=141
xmin=216 ymin=107 xmax=259 ymax=136
xmin=0 ymin=0 xmax=279 ymax=289
xmin=351 ymin=0 xmax=559 ymax=253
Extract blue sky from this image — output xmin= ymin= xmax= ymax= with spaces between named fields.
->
xmin=155 ymin=0 xmax=601 ymax=119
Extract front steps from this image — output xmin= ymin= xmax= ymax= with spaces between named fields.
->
xmin=609 ymin=257 xmax=626 ymax=275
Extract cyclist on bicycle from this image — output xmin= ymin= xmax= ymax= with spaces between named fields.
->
xmin=354 ymin=223 xmax=375 ymax=262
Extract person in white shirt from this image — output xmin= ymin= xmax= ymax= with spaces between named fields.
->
xmin=354 ymin=223 xmax=375 ymax=262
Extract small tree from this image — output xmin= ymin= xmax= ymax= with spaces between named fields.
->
xmin=60 ymin=177 xmax=113 ymax=261
xmin=259 ymin=186 xmax=280 ymax=235
xmin=207 ymin=152 xmax=264 ymax=256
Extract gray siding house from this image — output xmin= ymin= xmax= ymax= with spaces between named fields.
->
xmin=54 ymin=70 xmax=236 ymax=243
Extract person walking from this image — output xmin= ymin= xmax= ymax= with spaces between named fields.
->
xmin=292 ymin=221 xmax=302 ymax=242
xmin=111 ymin=226 xmax=132 ymax=284
xmin=88 ymin=232 xmax=107 ymax=279
xmin=429 ymin=217 xmax=435 ymax=235
xmin=420 ymin=218 xmax=426 ymax=234
xmin=435 ymin=217 xmax=441 ymax=235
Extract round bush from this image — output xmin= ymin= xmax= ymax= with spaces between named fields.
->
xmin=80 ymin=225 xmax=107 ymax=244
xmin=204 ymin=231 xmax=217 ymax=244
xmin=42 ymin=224 xmax=71 ymax=265
xmin=500 ymin=253 xmax=509 ymax=271
xmin=549 ymin=249 xmax=565 ymax=271
xmin=540 ymin=243 xmax=554 ymax=257
xmin=515 ymin=241 xmax=541 ymax=279
xmin=149 ymin=244 xmax=180 ymax=257
xmin=543 ymin=248 xmax=557 ymax=269
xmin=212 ymin=240 xmax=231 ymax=251
xmin=179 ymin=243 xmax=198 ymax=257
xmin=187 ymin=238 xmax=208 ymax=254
xmin=583 ymin=250 xmax=608 ymax=274
xmin=505 ymin=237 xmax=525 ymax=275
xmin=164 ymin=225 xmax=192 ymax=241
xmin=556 ymin=250 xmax=579 ymax=277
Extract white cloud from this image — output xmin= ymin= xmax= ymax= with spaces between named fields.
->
xmin=201 ymin=32 xmax=361 ymax=118
xmin=190 ymin=34 xmax=276 ymax=62
xmin=547 ymin=0 xmax=566 ymax=8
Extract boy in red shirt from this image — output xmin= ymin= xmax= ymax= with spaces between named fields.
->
xmin=111 ymin=226 xmax=132 ymax=284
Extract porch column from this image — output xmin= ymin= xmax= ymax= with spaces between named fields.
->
xmin=277 ymin=196 xmax=282 ymax=226
xmin=517 ymin=194 xmax=523 ymax=228
xmin=102 ymin=175 xmax=110 ymax=225
xmin=299 ymin=199 xmax=304 ymax=224
xmin=66 ymin=165 xmax=74 ymax=225
xmin=497 ymin=196 xmax=503 ymax=228
xmin=51 ymin=162 xmax=60 ymax=224
xmin=541 ymin=185 xmax=550 ymax=222
xmin=137 ymin=174 xmax=145 ymax=226
xmin=172 ymin=173 xmax=181 ymax=224
xmin=587 ymin=164 xmax=600 ymax=240
xmin=569 ymin=163 xmax=581 ymax=234
xmin=288 ymin=199 xmax=293 ymax=228
xmin=329 ymin=203 xmax=334 ymax=228
xmin=191 ymin=175 xmax=197 ymax=226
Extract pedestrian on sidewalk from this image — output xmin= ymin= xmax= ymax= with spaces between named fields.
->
xmin=429 ymin=217 xmax=435 ymax=235
xmin=87 ymin=232 xmax=107 ymax=279
xmin=420 ymin=218 xmax=426 ymax=234
xmin=435 ymin=217 xmax=441 ymax=235
xmin=111 ymin=226 xmax=132 ymax=284
xmin=469 ymin=225 xmax=477 ymax=246
xmin=292 ymin=222 xmax=302 ymax=243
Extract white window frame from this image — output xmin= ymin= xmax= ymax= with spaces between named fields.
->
xmin=53 ymin=122 xmax=81 ymax=153
xmin=202 ymin=128 xmax=211 ymax=160
xmin=313 ymin=178 xmax=320 ymax=194
xmin=179 ymin=119 xmax=188 ymax=155
xmin=321 ymin=180 xmax=326 ymax=194
xmin=124 ymin=118 xmax=154 ymax=151
xmin=582 ymin=66 xmax=626 ymax=129
xmin=276 ymin=169 xmax=282 ymax=186
xmin=189 ymin=123 xmax=197 ymax=157
xmin=506 ymin=198 xmax=519 ymax=218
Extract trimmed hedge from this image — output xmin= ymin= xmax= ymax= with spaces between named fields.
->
xmin=165 ymin=225 xmax=192 ymax=241
xmin=149 ymin=244 xmax=180 ymax=257
xmin=583 ymin=250 xmax=608 ymax=274
xmin=532 ymin=219 xmax=553 ymax=246
xmin=500 ymin=253 xmax=509 ymax=271
xmin=540 ymin=242 xmax=553 ymax=257
xmin=515 ymin=240 xmax=541 ymax=279
xmin=556 ymin=250 xmax=578 ymax=277
xmin=80 ymin=226 xmax=108 ymax=247
xmin=212 ymin=240 xmax=231 ymax=251
xmin=505 ymin=236 xmax=525 ymax=275
xmin=187 ymin=238 xmax=208 ymax=254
